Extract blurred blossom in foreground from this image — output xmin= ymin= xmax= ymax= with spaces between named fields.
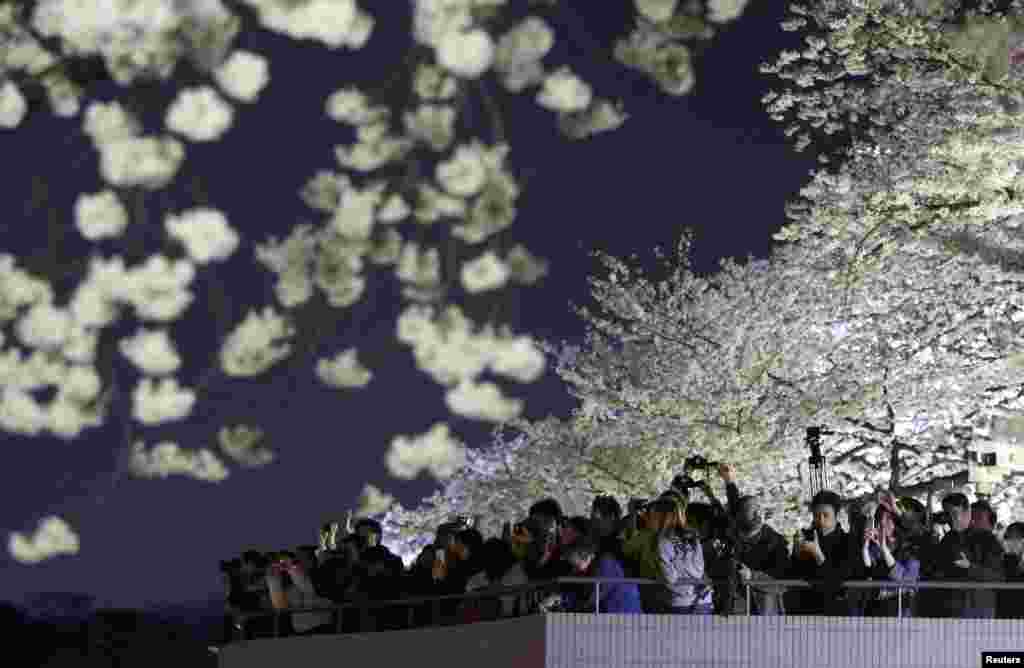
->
xmin=9 ymin=516 xmax=80 ymax=564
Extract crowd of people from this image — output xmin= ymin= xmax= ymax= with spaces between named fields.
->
xmin=216 ymin=463 xmax=1024 ymax=642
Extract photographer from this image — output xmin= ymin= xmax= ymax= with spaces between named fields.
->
xmin=670 ymin=456 xmax=740 ymax=615
xmin=623 ymin=494 xmax=712 ymax=614
xmin=716 ymin=464 xmax=789 ymax=616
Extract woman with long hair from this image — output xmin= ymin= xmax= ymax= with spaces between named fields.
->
xmin=624 ymin=494 xmax=713 ymax=614
xmin=861 ymin=500 xmax=921 ymax=617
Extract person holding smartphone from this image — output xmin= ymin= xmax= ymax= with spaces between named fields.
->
xmin=859 ymin=500 xmax=921 ymax=617
xmin=786 ymin=490 xmax=856 ymax=616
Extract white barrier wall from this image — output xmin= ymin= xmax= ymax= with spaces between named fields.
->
xmin=546 ymin=614 xmax=1024 ymax=668
xmin=219 ymin=615 xmax=547 ymax=668
xmin=221 ymin=614 xmax=1024 ymax=668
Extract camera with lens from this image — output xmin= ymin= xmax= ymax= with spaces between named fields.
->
xmin=929 ymin=510 xmax=951 ymax=526
xmin=685 ymin=454 xmax=720 ymax=471
xmin=671 ymin=474 xmax=701 ymax=495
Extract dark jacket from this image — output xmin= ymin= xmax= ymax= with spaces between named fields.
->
xmin=786 ymin=525 xmax=856 ymax=615
xmin=997 ymin=554 xmax=1024 ymax=619
xmin=927 ymin=527 xmax=1004 ymax=618
xmin=724 ymin=523 xmax=789 ymax=615
xmin=724 ymin=476 xmax=789 ymax=614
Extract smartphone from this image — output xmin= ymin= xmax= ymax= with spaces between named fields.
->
xmin=435 ymin=548 xmax=445 ymax=562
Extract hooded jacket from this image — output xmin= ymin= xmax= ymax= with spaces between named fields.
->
xmin=658 ymin=529 xmax=713 ymax=610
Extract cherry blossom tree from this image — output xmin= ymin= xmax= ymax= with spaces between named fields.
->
xmin=0 ymin=0 xmax=752 ymax=563
xmin=760 ymin=0 xmax=1024 ymax=519
xmin=377 ymin=226 xmax=1024 ymax=553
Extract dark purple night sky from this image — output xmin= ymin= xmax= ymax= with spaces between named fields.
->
xmin=0 ymin=1 xmax=816 ymax=611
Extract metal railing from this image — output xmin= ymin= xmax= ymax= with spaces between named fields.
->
xmin=225 ymin=576 xmax=1024 ymax=643
xmin=561 ymin=576 xmax=1024 ymax=617
xmin=227 ymin=579 xmax=563 ymax=641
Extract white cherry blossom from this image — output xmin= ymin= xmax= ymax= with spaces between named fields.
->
xmin=437 ymin=28 xmax=495 ymax=79
xmin=15 ymin=302 xmax=72 ymax=350
xmin=218 ymin=425 xmax=274 ymax=468
xmin=461 ymin=251 xmax=509 ymax=293
xmin=165 ymin=86 xmax=234 ymax=142
xmin=129 ymin=440 xmax=228 ymax=482
xmin=164 ymin=207 xmax=240 ymax=263
xmin=436 ymin=143 xmax=486 ymax=197
xmin=316 ymin=348 xmax=372 ymax=388
xmin=214 ymin=49 xmax=270 ymax=102
xmin=119 ymin=328 xmax=182 ymax=375
xmin=445 ymin=378 xmax=522 ymax=422
xmin=8 ymin=516 xmax=79 ymax=564
xmin=74 ymin=190 xmax=130 ymax=240
xmin=386 ymin=422 xmax=467 ymax=480
xmin=132 ymin=377 xmax=196 ymax=425
xmin=220 ymin=307 xmax=294 ymax=377
xmin=0 ymin=81 xmax=27 ymax=128
xmin=536 ymin=66 xmax=592 ymax=113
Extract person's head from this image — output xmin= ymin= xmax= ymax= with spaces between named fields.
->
xmin=339 ymin=534 xmax=362 ymax=563
xmin=735 ymin=495 xmax=763 ymax=534
xmin=942 ymin=493 xmax=972 ymax=531
xmin=561 ymin=516 xmax=591 ymax=547
xmin=686 ymin=502 xmax=714 ymax=539
xmin=354 ymin=518 xmax=382 ymax=548
xmin=294 ymin=545 xmax=317 ymax=571
xmin=646 ymin=496 xmax=687 ymax=534
xmin=362 ymin=545 xmax=398 ymax=577
xmin=810 ymin=491 xmax=843 ymax=533
xmin=564 ymin=537 xmax=598 ymax=574
xmin=590 ymin=496 xmax=622 ymax=539
xmin=416 ymin=544 xmax=438 ymax=571
xmin=1004 ymin=522 xmax=1024 ymax=556
xmin=219 ymin=558 xmax=243 ymax=584
xmin=528 ymin=498 xmax=563 ymax=540
xmin=452 ymin=527 xmax=484 ymax=563
xmin=241 ymin=550 xmax=265 ymax=575
xmin=873 ymin=505 xmax=900 ymax=547
xmin=480 ymin=537 xmax=518 ymax=582
xmin=896 ymin=497 xmax=926 ymax=532
xmin=971 ymin=500 xmax=997 ymax=532
xmin=521 ymin=516 xmax=558 ymax=566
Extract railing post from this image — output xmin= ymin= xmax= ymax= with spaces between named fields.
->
xmin=595 ymin=580 xmax=601 ymax=613
xmin=745 ymin=582 xmax=751 ymax=617
xmin=897 ymin=586 xmax=902 ymax=619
